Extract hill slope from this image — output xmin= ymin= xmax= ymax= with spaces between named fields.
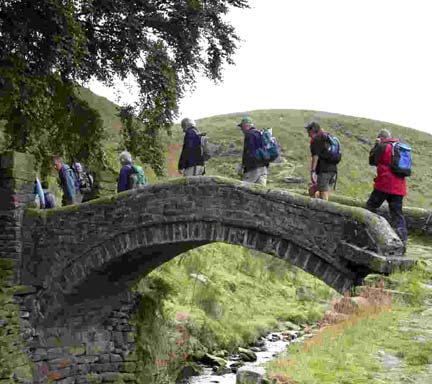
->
xmin=167 ymin=109 xmax=432 ymax=208
xmin=4 ymin=88 xmax=429 ymax=208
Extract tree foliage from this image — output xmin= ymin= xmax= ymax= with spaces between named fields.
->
xmin=0 ymin=0 xmax=249 ymax=174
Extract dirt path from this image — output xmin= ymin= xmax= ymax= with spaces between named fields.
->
xmin=167 ymin=143 xmax=182 ymax=177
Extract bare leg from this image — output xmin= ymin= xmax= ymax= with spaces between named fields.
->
xmin=319 ymin=191 xmax=330 ymax=201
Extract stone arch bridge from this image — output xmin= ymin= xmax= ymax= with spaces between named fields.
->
xmin=0 ymin=152 xmax=412 ymax=383
xmin=25 ymin=176 xmax=409 ymax=322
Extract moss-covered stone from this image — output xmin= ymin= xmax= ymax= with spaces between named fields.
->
xmin=66 ymin=345 xmax=86 ymax=356
xmin=0 ymin=279 xmax=34 ymax=382
xmin=238 ymin=347 xmax=257 ymax=362
xmin=209 ymin=175 xmax=243 ymax=186
xmin=122 ymin=362 xmax=136 ymax=373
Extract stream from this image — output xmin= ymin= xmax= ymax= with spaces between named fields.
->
xmin=179 ymin=331 xmax=295 ymax=384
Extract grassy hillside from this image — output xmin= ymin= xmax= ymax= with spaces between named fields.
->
xmin=4 ymin=89 xmax=431 ymax=208
xmin=167 ymin=109 xmax=432 ymax=208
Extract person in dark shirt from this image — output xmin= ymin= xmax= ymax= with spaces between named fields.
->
xmin=305 ymin=121 xmax=337 ymax=201
xmin=178 ymin=117 xmax=205 ymax=176
xmin=238 ymin=116 xmax=268 ymax=185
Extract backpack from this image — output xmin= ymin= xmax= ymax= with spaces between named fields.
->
xmin=71 ymin=162 xmax=94 ymax=194
xmin=129 ymin=164 xmax=149 ymax=189
xmin=255 ymin=128 xmax=280 ymax=162
xmin=321 ymin=133 xmax=342 ymax=164
xmin=390 ymin=142 xmax=412 ymax=177
xmin=192 ymin=129 xmax=211 ymax=162
xmin=43 ymin=191 xmax=55 ymax=209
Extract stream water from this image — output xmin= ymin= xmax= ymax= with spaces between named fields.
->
xmin=180 ymin=332 xmax=293 ymax=384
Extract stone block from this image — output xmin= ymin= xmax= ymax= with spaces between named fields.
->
xmin=76 ymin=355 xmax=99 ymax=365
xmin=100 ymin=372 xmax=119 ymax=382
xmin=47 ymin=347 xmax=65 ymax=360
xmin=236 ymin=366 xmax=265 ymax=384
xmin=55 ymin=377 xmax=76 ymax=384
xmin=110 ymin=354 xmax=123 ymax=363
xmin=49 ymin=357 xmax=75 ymax=370
xmin=98 ymin=354 xmax=110 ymax=364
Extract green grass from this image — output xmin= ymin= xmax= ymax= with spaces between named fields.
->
xmin=267 ymin=234 xmax=432 ymax=384
xmin=166 ymin=109 xmax=432 ymax=209
xmin=146 ymin=244 xmax=336 ymax=354
xmin=267 ymin=306 xmax=432 ymax=384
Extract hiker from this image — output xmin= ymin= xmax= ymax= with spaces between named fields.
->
xmin=178 ymin=117 xmax=206 ymax=176
xmin=34 ymin=177 xmax=45 ymax=209
xmin=366 ymin=129 xmax=408 ymax=246
xmin=304 ymin=121 xmax=340 ymax=201
xmin=117 ymin=150 xmax=148 ymax=192
xmin=41 ymin=181 xmax=55 ymax=209
xmin=237 ymin=116 xmax=269 ymax=186
xmin=53 ymin=156 xmax=80 ymax=206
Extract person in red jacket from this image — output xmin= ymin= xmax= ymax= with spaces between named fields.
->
xmin=367 ymin=129 xmax=408 ymax=246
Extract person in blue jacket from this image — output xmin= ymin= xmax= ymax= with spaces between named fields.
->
xmin=53 ymin=156 xmax=78 ymax=206
xmin=237 ymin=116 xmax=269 ymax=185
xmin=117 ymin=151 xmax=134 ymax=192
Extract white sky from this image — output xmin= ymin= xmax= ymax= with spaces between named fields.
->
xmin=88 ymin=0 xmax=432 ymax=135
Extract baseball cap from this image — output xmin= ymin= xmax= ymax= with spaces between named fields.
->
xmin=237 ymin=116 xmax=253 ymax=127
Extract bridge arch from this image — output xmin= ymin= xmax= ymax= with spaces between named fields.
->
xmin=21 ymin=177 xmax=407 ymax=324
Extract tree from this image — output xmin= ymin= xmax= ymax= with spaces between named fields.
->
xmin=0 ymin=0 xmax=249 ymax=174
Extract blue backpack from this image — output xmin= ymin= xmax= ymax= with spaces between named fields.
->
xmin=255 ymin=128 xmax=280 ymax=162
xmin=390 ymin=142 xmax=412 ymax=177
xmin=322 ymin=133 xmax=342 ymax=164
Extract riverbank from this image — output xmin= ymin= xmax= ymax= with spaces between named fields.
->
xmin=132 ymin=234 xmax=431 ymax=384
xmin=132 ymin=242 xmax=337 ymax=383
xmin=267 ymin=234 xmax=432 ymax=383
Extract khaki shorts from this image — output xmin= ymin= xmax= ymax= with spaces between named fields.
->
xmin=317 ymin=172 xmax=337 ymax=192
xmin=243 ymin=166 xmax=268 ymax=186
xmin=183 ymin=165 xmax=205 ymax=176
